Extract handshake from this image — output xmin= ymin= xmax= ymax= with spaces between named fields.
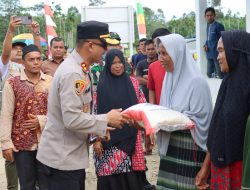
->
xmin=107 ymin=108 xmax=128 ymax=129
xmin=93 ymin=108 xmax=144 ymax=156
xmin=90 ymin=108 xmax=144 ymax=146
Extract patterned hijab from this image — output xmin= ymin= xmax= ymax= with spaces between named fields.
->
xmin=157 ymin=34 xmax=213 ymax=154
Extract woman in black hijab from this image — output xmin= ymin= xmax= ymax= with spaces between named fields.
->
xmin=195 ymin=30 xmax=250 ymax=190
xmin=94 ymin=49 xmax=146 ymax=190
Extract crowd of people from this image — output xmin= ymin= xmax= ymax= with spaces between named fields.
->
xmin=0 ymin=6 xmax=250 ymax=190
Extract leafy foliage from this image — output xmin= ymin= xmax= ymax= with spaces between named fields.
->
xmin=89 ymin=0 xmax=106 ymax=6
xmin=0 ymin=0 xmax=246 ymax=53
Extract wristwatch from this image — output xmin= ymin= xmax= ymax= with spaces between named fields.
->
xmin=33 ymin=31 xmax=40 ymax=36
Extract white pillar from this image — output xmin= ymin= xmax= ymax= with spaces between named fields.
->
xmin=195 ymin=0 xmax=207 ymax=76
xmin=128 ymin=6 xmax=134 ymax=57
xmin=247 ymin=0 xmax=250 ymax=32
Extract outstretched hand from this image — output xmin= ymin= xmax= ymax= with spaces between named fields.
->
xmin=107 ymin=109 xmax=128 ymax=129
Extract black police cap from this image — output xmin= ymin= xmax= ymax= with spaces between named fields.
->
xmin=77 ymin=20 xmax=113 ymax=44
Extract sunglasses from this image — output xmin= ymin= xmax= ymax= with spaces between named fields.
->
xmin=86 ymin=40 xmax=107 ymax=50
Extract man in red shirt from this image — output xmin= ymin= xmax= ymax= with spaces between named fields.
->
xmin=148 ymin=61 xmax=165 ymax=105
xmin=148 ymin=28 xmax=171 ymax=105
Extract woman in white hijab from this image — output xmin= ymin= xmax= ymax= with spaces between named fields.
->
xmin=156 ymin=34 xmax=213 ymax=190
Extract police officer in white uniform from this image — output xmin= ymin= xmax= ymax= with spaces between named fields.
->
xmin=37 ymin=21 xmax=128 ymax=190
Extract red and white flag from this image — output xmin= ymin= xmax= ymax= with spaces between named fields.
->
xmin=44 ymin=0 xmax=57 ymax=53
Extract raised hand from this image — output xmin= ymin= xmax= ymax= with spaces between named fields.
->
xmin=8 ymin=16 xmax=22 ymax=33
xmin=30 ymin=20 xmax=40 ymax=34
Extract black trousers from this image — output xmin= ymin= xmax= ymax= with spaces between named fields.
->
xmin=14 ymin=151 xmax=48 ymax=190
xmin=97 ymin=171 xmax=144 ymax=190
xmin=37 ymin=161 xmax=85 ymax=190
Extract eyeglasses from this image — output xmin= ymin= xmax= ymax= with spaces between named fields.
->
xmin=86 ymin=40 xmax=107 ymax=50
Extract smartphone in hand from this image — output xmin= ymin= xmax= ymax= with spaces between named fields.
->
xmin=15 ymin=16 xmax=32 ymax=25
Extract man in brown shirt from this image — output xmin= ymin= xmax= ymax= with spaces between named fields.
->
xmin=0 ymin=45 xmax=52 ymax=190
xmin=41 ymin=37 xmax=65 ymax=76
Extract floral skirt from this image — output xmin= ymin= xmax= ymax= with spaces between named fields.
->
xmin=211 ymin=161 xmax=242 ymax=190
xmin=94 ymin=131 xmax=145 ymax=176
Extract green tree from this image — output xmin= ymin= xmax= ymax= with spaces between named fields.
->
xmin=0 ymin=0 xmax=22 ymax=16
xmin=0 ymin=0 xmax=24 ymax=52
xmin=212 ymin=0 xmax=221 ymax=7
xmin=134 ymin=6 xmax=167 ymax=42
xmin=167 ymin=11 xmax=195 ymax=37
xmin=32 ymin=3 xmax=44 ymax=12
xmin=155 ymin=9 xmax=166 ymax=24
xmin=0 ymin=0 xmax=247 ymax=53
xmin=143 ymin=7 xmax=157 ymax=38
xmin=30 ymin=3 xmax=46 ymax=42
xmin=64 ymin=6 xmax=81 ymax=48
xmin=31 ymin=3 xmax=81 ymax=49
xmin=89 ymin=0 xmax=106 ymax=6
xmin=222 ymin=9 xmax=246 ymax=30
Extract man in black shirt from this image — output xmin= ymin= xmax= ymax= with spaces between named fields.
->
xmin=134 ymin=38 xmax=147 ymax=69
xmin=136 ymin=39 xmax=158 ymax=102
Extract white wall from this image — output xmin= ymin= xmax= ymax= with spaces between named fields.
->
xmin=195 ymin=0 xmax=207 ymax=76
xmin=81 ymin=6 xmax=135 ymax=55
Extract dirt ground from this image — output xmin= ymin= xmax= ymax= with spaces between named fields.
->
xmin=0 ymin=146 xmax=160 ymax=190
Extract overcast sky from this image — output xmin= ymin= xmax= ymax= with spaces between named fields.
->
xmin=21 ymin=0 xmax=246 ymax=21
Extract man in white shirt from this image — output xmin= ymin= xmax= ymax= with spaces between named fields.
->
xmin=0 ymin=16 xmax=41 ymax=84
xmin=0 ymin=42 xmax=25 ymax=84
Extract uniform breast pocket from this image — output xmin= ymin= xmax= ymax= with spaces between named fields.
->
xmin=83 ymin=91 xmax=92 ymax=104
xmin=82 ymin=92 xmax=92 ymax=113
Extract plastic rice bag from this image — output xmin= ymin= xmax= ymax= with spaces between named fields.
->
xmin=123 ymin=103 xmax=195 ymax=135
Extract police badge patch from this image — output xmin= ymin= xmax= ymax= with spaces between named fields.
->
xmin=74 ymin=80 xmax=86 ymax=95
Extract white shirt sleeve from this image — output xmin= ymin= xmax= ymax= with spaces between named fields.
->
xmin=0 ymin=57 xmax=10 ymax=81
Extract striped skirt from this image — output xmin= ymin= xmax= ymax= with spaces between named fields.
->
xmin=156 ymin=131 xmax=207 ymax=190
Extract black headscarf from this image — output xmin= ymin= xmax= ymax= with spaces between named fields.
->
xmin=207 ymin=30 xmax=250 ymax=167
xmin=97 ymin=49 xmax=138 ymax=155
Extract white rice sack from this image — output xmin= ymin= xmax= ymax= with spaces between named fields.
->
xmin=123 ymin=103 xmax=195 ymax=135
